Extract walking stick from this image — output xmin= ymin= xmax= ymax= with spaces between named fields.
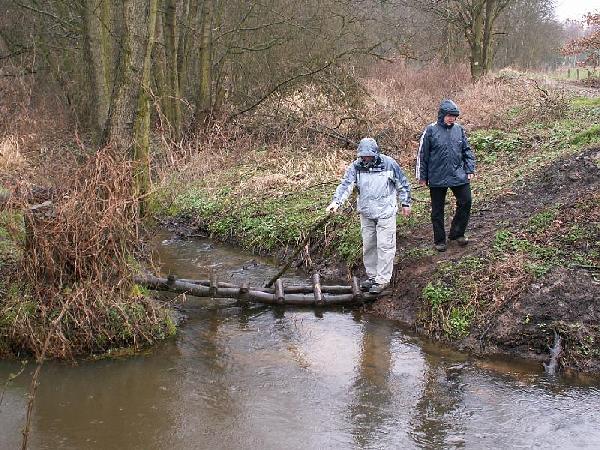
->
xmin=264 ymin=214 xmax=333 ymax=288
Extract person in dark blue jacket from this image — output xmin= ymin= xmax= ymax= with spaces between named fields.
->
xmin=416 ymin=100 xmax=476 ymax=252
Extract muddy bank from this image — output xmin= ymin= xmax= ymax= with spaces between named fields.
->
xmin=372 ymin=146 xmax=600 ymax=374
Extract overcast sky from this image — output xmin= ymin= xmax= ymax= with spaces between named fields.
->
xmin=555 ymin=0 xmax=600 ymax=21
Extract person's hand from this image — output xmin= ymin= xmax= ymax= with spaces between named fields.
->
xmin=418 ymin=179 xmax=427 ymax=186
xmin=326 ymin=202 xmax=339 ymax=214
xmin=401 ymin=206 xmax=411 ymax=217
xmin=467 ymin=173 xmax=475 ymax=181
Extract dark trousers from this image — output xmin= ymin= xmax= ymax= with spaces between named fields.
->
xmin=429 ymin=184 xmax=472 ymax=244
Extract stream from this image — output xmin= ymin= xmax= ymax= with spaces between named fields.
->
xmin=1 ymin=231 xmax=600 ymax=449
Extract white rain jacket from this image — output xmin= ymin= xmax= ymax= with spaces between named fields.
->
xmin=332 ymin=138 xmax=411 ymax=220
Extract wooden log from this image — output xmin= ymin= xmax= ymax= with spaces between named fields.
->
xmin=313 ymin=273 xmax=323 ymax=305
xmin=180 ymin=278 xmax=238 ymax=289
xmin=177 ymin=278 xmax=354 ymax=294
xmin=275 ymin=279 xmax=284 ymax=304
xmin=135 ymin=274 xmax=376 ymax=306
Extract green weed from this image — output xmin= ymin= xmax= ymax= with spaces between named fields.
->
xmin=448 ymin=306 xmax=473 ymax=337
xmin=525 ymin=262 xmax=552 ymax=278
xmin=422 ymin=281 xmax=454 ymax=309
xmin=403 ymin=246 xmax=436 ymax=260
xmin=470 ymin=130 xmax=522 ymax=164
xmin=564 ymin=224 xmax=592 ymax=243
xmin=527 ymin=208 xmax=558 ymax=234
xmin=568 ymin=124 xmax=600 ymax=146
xmin=571 ymin=97 xmax=600 ymax=108
xmin=335 ymin=221 xmax=362 ymax=266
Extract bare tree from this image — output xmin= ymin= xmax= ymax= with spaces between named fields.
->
xmin=406 ymin=0 xmax=514 ymax=78
xmin=494 ymin=0 xmax=564 ymax=70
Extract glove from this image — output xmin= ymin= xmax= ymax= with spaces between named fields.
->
xmin=326 ymin=201 xmax=339 ymax=214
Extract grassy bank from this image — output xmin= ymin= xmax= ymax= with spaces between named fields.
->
xmin=153 ymin=71 xmax=600 ymax=274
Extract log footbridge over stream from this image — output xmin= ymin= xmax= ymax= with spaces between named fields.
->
xmin=136 ymin=271 xmax=377 ymax=306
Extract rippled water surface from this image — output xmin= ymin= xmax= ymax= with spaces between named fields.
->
xmin=1 ymin=233 xmax=599 ymax=449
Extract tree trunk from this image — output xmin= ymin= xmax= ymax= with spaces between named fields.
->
xmin=192 ymin=0 xmax=214 ymax=132
xmin=83 ymin=0 xmax=113 ymax=139
xmin=482 ymin=0 xmax=495 ymax=74
xmin=469 ymin=2 xmax=485 ymax=79
xmin=164 ymin=0 xmax=181 ymax=139
xmin=153 ymin=6 xmax=169 ymax=127
xmin=102 ymin=0 xmax=159 ymax=214
xmin=132 ymin=0 xmax=159 ymax=215
xmin=177 ymin=0 xmax=198 ymax=95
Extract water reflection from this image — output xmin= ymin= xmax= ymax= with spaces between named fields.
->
xmin=409 ymin=356 xmax=466 ymax=448
xmin=349 ymin=317 xmax=394 ymax=448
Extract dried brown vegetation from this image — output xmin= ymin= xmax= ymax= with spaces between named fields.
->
xmin=160 ymin=62 xmax=556 ymax=204
xmin=1 ymin=130 xmax=174 ymax=358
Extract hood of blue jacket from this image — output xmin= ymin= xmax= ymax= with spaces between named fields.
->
xmin=356 ymin=138 xmax=380 ymax=157
xmin=437 ymin=99 xmax=460 ymax=125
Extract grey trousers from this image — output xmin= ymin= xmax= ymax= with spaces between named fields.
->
xmin=360 ymin=214 xmax=396 ymax=284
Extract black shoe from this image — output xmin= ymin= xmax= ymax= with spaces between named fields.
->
xmin=369 ymin=283 xmax=388 ymax=294
xmin=450 ymin=236 xmax=469 ymax=247
xmin=360 ymin=278 xmax=376 ymax=291
xmin=434 ymin=242 xmax=447 ymax=252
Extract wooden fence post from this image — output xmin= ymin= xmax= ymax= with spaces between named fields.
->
xmin=313 ymin=273 xmax=323 ymax=306
xmin=239 ymin=281 xmax=249 ymax=303
xmin=275 ymin=279 xmax=285 ymax=304
xmin=210 ymin=269 xmax=217 ymax=297
xmin=352 ymin=276 xmax=362 ymax=302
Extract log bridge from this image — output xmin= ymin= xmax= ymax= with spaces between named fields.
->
xmin=136 ymin=271 xmax=376 ymax=306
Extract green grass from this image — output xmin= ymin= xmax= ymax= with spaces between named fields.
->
xmin=571 ymin=97 xmax=600 ymax=108
xmin=569 ymin=124 xmax=600 ymax=146
xmin=152 ymin=89 xmax=600 ymax=273
xmin=422 ymin=281 xmax=454 ymax=309
xmin=0 ymin=211 xmax=24 ymax=269
xmin=527 ymin=208 xmax=558 ymax=234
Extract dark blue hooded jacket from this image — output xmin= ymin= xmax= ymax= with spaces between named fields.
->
xmin=416 ymin=100 xmax=476 ymax=187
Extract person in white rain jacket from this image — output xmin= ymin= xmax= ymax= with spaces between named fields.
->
xmin=326 ymin=138 xmax=412 ymax=294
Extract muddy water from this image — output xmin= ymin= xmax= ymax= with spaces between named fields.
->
xmin=2 ymin=233 xmax=600 ymax=449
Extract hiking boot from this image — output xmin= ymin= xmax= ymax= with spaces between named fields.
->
xmin=434 ymin=242 xmax=447 ymax=252
xmin=369 ymin=282 xmax=388 ymax=295
xmin=456 ymin=236 xmax=468 ymax=246
xmin=360 ymin=278 xmax=376 ymax=291
xmin=450 ymin=236 xmax=469 ymax=247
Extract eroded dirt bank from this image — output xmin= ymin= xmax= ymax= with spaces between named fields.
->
xmin=372 ymin=146 xmax=600 ymax=373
